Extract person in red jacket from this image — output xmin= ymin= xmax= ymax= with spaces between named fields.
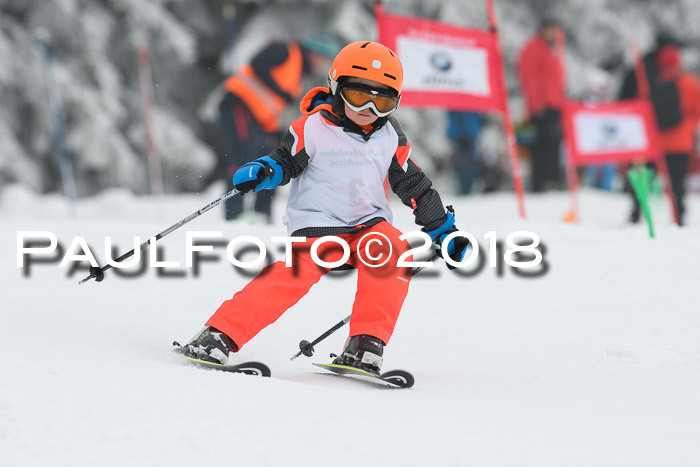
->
xmin=517 ymin=18 xmax=566 ymax=192
xmin=630 ymin=45 xmax=700 ymax=226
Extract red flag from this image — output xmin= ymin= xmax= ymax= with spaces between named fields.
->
xmin=376 ymin=1 xmax=526 ymax=220
xmin=376 ymin=5 xmax=506 ymax=112
xmin=563 ymin=99 xmax=662 ymax=166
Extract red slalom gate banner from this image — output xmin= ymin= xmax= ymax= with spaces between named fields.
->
xmin=376 ymin=0 xmax=527 ymax=219
xmin=376 ymin=4 xmax=505 ymax=111
xmin=560 ymin=41 xmax=679 ymax=226
xmin=562 ymin=99 xmax=662 ymax=165
xmin=562 ymin=96 xmax=679 ymax=225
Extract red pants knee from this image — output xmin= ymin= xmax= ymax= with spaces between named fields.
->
xmin=206 ymin=222 xmax=412 ymax=348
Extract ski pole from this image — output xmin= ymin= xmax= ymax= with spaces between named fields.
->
xmin=290 ymin=252 xmax=441 ymax=360
xmin=290 ymin=315 xmax=351 ymax=361
xmin=78 ymin=189 xmax=241 ymax=284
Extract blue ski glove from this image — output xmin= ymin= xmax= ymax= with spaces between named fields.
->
xmin=422 ymin=207 xmax=469 ymax=270
xmin=233 ymin=156 xmax=283 ymax=193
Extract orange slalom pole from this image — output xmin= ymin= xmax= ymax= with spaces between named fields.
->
xmin=486 ymin=0 xmax=527 ymax=219
xmin=555 ymin=27 xmax=579 ymax=223
xmin=136 ymin=35 xmax=164 ymax=199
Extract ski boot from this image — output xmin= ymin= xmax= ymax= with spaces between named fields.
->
xmin=182 ymin=326 xmax=238 ymax=365
xmin=332 ymin=334 xmax=384 ymax=375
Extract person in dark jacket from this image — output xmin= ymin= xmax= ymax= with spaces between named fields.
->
xmin=446 ymin=111 xmax=484 ymax=195
xmin=617 ymin=33 xmax=683 ymax=101
xmin=628 ymin=45 xmax=700 ymax=226
xmin=219 ymin=39 xmax=334 ymax=222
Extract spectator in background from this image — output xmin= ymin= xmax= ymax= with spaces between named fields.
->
xmin=618 ymin=33 xmax=682 ymax=101
xmin=582 ymin=68 xmax=618 ymax=191
xmin=628 ymin=45 xmax=700 ymax=226
xmin=477 ymin=119 xmax=508 ymax=193
xmin=517 ymin=17 xmax=566 ymax=192
xmin=446 ymin=111 xmax=484 ymax=194
xmin=218 ymin=35 xmax=336 ymax=222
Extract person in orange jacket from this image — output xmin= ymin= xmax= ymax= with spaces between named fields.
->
xmin=517 ymin=18 xmax=566 ymax=192
xmin=630 ymin=45 xmax=700 ymax=226
xmin=218 ymin=38 xmax=335 ymax=222
xmin=183 ymin=41 xmax=469 ymax=374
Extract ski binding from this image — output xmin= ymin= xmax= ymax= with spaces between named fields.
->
xmin=173 ymin=341 xmax=271 ymax=377
xmin=314 ymin=363 xmax=414 ymax=388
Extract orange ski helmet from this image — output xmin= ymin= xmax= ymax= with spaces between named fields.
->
xmin=328 ymin=41 xmax=403 ymax=96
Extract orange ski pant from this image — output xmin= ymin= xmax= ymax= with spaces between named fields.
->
xmin=206 ymin=222 xmax=413 ymax=349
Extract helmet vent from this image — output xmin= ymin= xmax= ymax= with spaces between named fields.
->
xmin=360 ymin=42 xmax=371 ymax=48
xmin=352 ymin=65 xmax=368 ymax=71
xmin=383 ymin=73 xmax=396 ymax=80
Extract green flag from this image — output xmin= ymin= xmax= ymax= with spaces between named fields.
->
xmin=627 ymin=166 xmax=656 ymax=238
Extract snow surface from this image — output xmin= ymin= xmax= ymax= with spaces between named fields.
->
xmin=1 ymin=184 xmax=699 ymax=466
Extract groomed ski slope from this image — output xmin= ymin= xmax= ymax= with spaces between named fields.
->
xmin=1 ymin=183 xmax=699 ymax=467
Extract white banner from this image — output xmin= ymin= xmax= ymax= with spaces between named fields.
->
xmin=397 ymin=36 xmax=490 ymax=96
xmin=573 ymin=111 xmax=649 ymax=155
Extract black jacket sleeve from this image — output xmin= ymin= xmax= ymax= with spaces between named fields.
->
xmin=266 ymin=128 xmax=309 ymax=186
xmin=387 ymin=117 xmax=447 ymax=230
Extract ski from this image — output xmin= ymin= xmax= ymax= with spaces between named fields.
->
xmin=172 ymin=342 xmax=271 ymax=377
xmin=313 ymin=363 xmax=414 ymax=388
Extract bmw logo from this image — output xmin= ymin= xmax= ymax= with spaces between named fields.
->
xmin=602 ymin=122 xmax=618 ymax=135
xmin=430 ymin=52 xmax=452 ymax=71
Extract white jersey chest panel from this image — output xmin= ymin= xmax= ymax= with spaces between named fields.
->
xmin=284 ymin=113 xmax=399 ymax=234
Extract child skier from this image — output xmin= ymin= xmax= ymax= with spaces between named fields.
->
xmin=182 ymin=41 xmax=469 ymax=374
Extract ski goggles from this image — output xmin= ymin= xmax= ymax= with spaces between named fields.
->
xmin=339 ymin=85 xmax=400 ymax=117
